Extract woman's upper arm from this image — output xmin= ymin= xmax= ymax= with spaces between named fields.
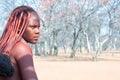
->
xmin=14 ymin=45 xmax=38 ymax=80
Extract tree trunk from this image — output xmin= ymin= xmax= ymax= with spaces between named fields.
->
xmin=70 ymin=38 xmax=76 ymax=58
xmin=35 ymin=44 xmax=40 ymax=56
xmin=53 ymin=45 xmax=58 ymax=56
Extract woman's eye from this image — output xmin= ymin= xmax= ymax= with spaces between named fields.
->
xmin=30 ymin=26 xmax=35 ymax=29
xmin=30 ymin=25 xmax=40 ymax=29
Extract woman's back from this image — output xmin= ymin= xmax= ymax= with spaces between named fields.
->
xmin=0 ymin=39 xmax=37 ymax=80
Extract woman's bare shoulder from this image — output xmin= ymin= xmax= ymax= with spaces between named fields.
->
xmin=11 ymin=41 xmax=32 ymax=58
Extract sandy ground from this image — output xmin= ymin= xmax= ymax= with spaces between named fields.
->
xmin=33 ymin=55 xmax=120 ymax=80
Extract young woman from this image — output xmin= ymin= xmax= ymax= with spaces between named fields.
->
xmin=0 ymin=5 xmax=40 ymax=80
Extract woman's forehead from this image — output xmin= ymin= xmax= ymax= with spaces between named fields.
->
xmin=28 ymin=13 xmax=40 ymax=25
xmin=29 ymin=13 xmax=39 ymax=21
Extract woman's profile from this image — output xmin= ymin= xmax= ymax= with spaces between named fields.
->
xmin=0 ymin=5 xmax=40 ymax=80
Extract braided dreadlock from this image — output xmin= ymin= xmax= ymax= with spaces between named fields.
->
xmin=0 ymin=5 xmax=38 ymax=77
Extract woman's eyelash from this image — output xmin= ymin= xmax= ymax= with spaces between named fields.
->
xmin=30 ymin=25 xmax=40 ymax=29
xmin=30 ymin=25 xmax=36 ymax=28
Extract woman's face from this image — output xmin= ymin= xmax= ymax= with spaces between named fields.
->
xmin=22 ymin=12 xmax=40 ymax=44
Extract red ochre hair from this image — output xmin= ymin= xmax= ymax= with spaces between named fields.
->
xmin=0 ymin=6 xmax=37 ymax=54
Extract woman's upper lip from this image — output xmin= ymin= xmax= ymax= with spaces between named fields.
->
xmin=34 ymin=35 xmax=39 ymax=37
xmin=34 ymin=36 xmax=39 ymax=38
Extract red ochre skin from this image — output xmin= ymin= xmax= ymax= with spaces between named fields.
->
xmin=0 ymin=6 xmax=40 ymax=80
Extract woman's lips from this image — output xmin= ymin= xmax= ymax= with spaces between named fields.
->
xmin=34 ymin=36 xmax=39 ymax=38
xmin=34 ymin=37 xmax=39 ymax=40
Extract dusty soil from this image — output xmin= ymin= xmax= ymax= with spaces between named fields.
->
xmin=33 ymin=54 xmax=120 ymax=80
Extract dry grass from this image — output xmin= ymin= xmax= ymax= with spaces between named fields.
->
xmin=33 ymin=52 xmax=120 ymax=80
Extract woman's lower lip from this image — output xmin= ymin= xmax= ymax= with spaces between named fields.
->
xmin=34 ymin=38 xmax=38 ymax=40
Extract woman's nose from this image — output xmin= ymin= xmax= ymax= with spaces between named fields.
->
xmin=35 ymin=28 xmax=40 ymax=34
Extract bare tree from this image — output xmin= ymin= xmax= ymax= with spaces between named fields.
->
xmin=103 ymin=0 xmax=120 ymax=50
xmin=68 ymin=0 xmax=100 ymax=58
